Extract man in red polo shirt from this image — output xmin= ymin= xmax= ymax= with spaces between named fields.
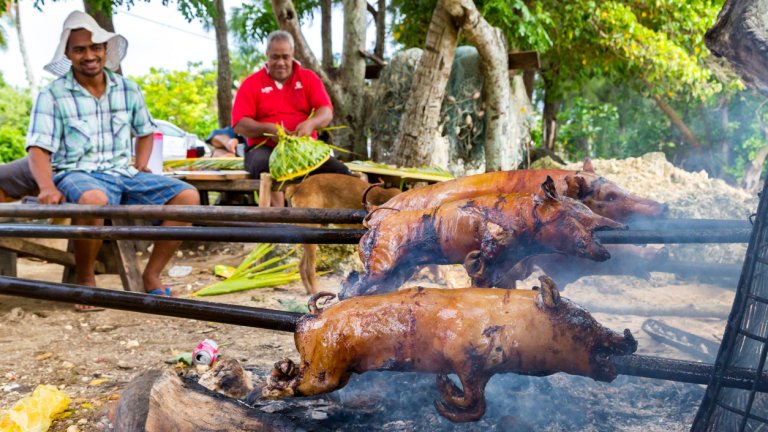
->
xmin=232 ymin=30 xmax=352 ymax=205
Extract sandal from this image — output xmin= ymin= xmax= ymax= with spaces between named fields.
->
xmin=148 ymin=287 xmax=173 ymax=297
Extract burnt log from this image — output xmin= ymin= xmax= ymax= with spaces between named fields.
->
xmin=706 ymin=0 xmax=768 ymax=94
xmin=111 ymin=369 xmax=313 ymax=431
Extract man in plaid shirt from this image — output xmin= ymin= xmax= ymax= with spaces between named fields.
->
xmin=26 ymin=11 xmax=199 ymax=308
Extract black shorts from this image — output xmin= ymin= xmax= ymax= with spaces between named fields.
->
xmin=0 ymin=156 xmax=38 ymax=198
xmin=244 ymin=145 xmax=353 ymax=178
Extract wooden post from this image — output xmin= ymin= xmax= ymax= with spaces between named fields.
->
xmin=0 ymin=250 xmax=17 ymax=277
xmin=259 ymin=173 xmax=272 ymax=208
xmin=111 ymin=219 xmax=144 ymax=293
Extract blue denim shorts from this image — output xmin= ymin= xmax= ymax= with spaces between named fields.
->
xmin=54 ymin=171 xmax=195 ymax=205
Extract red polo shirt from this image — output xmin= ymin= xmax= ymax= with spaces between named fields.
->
xmin=232 ymin=61 xmax=333 ymax=148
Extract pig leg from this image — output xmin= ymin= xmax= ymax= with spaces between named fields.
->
xmin=262 ymin=358 xmax=300 ymax=399
xmin=299 ymin=244 xmax=319 ymax=295
xmin=434 ymin=372 xmax=491 ymax=423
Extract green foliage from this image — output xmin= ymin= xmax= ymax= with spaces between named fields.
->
xmin=27 ymin=0 xmax=214 ymax=22
xmin=130 ymin=64 xmax=218 ymax=139
xmin=228 ymin=0 xmax=320 ymax=62
xmin=230 ymin=49 xmax=266 ymax=86
xmin=0 ymin=74 xmax=32 ymax=163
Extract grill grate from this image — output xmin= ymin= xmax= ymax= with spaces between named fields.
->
xmin=693 ymin=178 xmax=768 ymax=431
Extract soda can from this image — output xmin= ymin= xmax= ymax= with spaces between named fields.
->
xmin=192 ymin=339 xmax=219 ymax=366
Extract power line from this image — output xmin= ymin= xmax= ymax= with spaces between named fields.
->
xmin=117 ymin=10 xmax=216 ymax=42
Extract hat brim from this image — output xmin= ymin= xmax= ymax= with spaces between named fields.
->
xmin=44 ymin=11 xmax=128 ymax=77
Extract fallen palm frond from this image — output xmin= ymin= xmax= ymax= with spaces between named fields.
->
xmin=163 ymin=157 xmax=245 ymax=171
xmin=194 ymin=244 xmax=300 ymax=296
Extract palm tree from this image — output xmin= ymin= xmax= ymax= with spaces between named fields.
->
xmin=1 ymin=1 xmax=35 ymax=89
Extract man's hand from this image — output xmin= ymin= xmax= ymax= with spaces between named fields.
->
xmin=37 ymin=185 xmax=64 ymax=205
xmin=293 ymin=120 xmax=316 ymax=138
xmin=133 ymin=162 xmax=152 ymax=173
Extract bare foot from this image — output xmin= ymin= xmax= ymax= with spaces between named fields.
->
xmin=75 ymin=277 xmax=104 ymax=312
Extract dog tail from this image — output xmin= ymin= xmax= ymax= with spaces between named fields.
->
xmin=361 ymin=182 xmax=384 ymax=211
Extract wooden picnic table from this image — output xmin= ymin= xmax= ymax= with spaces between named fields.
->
xmin=168 ymin=162 xmax=453 ymax=206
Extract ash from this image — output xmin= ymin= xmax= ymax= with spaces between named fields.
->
xmin=247 ymin=368 xmax=702 ymax=431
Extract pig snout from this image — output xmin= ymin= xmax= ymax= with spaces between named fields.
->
xmin=590 ymin=328 xmax=637 ymax=382
xmin=611 ymin=328 xmax=638 ymax=356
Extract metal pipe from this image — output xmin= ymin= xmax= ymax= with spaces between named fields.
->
xmin=0 ymin=204 xmax=753 ymax=234
xmin=0 ymin=204 xmax=367 ymax=224
xmin=0 ymin=276 xmax=301 ymax=332
xmin=0 ymin=224 xmax=753 ymax=244
xmin=614 ymin=354 xmax=768 ymax=392
xmin=596 ymin=228 xmax=751 ymax=244
xmin=1 ymin=276 xmax=766 ymax=391
xmin=628 ymin=218 xmax=752 ymax=231
xmin=0 ymin=224 xmax=366 ymax=244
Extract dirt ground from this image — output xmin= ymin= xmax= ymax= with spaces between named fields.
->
xmin=0 ymin=239 xmax=738 ymax=431
xmin=0 ymin=153 xmax=753 ymax=431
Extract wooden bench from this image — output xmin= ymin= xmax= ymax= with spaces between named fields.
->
xmin=0 ymin=216 xmax=145 ymax=293
xmin=172 ymin=171 xmax=274 ymax=207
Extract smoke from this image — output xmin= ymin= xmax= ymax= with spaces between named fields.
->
xmin=250 ymin=369 xmax=704 ymax=431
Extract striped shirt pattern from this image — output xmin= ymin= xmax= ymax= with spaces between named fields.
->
xmin=25 ymin=68 xmax=156 ymax=178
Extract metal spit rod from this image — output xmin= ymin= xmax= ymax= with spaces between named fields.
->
xmin=0 ymin=204 xmax=367 ymax=224
xmin=0 ymin=224 xmax=753 ymax=244
xmin=0 ymin=275 xmax=301 ymax=332
xmin=0 ymin=275 xmax=765 ymax=391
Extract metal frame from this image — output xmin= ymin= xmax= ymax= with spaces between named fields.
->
xmin=693 ymin=180 xmax=768 ymax=431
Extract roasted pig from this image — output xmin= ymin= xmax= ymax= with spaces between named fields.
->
xmin=365 ymin=158 xmax=667 ymax=229
xmin=263 ymin=276 xmax=638 ymax=422
xmin=341 ymin=176 xmax=625 ymax=299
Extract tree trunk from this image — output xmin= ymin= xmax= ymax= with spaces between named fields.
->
xmin=650 ymin=93 xmax=702 ymax=149
xmin=338 ymin=0 xmax=369 ymax=157
xmin=374 ymin=0 xmax=386 ymax=59
xmin=12 ymin=2 xmax=34 ymax=90
xmin=391 ymin=1 xmax=459 ymax=167
xmin=542 ymin=81 xmax=559 ymax=152
xmin=718 ymin=94 xmax=730 ymax=178
xmin=743 ymin=100 xmax=768 ymax=192
xmin=321 ymin=0 xmax=333 ymax=70
xmin=83 ymin=1 xmax=115 ymax=32
xmin=706 ymin=0 xmax=768 ymax=96
xmin=82 ymin=0 xmax=121 ymax=74
xmin=444 ymin=0 xmax=518 ymax=171
xmin=213 ymin=0 xmax=233 ymax=128
xmin=522 ymin=70 xmax=535 ymax=102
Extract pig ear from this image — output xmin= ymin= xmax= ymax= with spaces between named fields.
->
xmin=582 ymin=158 xmax=595 ymax=173
xmin=564 ymin=175 xmax=588 ymax=199
xmin=540 ymin=176 xmax=559 ymax=201
xmin=537 ymin=275 xmax=561 ymax=308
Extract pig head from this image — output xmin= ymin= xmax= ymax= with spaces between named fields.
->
xmin=262 ymin=276 xmax=637 ymax=422
xmin=562 ymin=159 xmax=668 ymax=223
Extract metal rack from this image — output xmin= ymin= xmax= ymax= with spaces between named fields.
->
xmin=693 ymin=179 xmax=768 ymax=431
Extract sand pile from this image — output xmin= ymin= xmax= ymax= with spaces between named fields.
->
xmin=566 ymin=152 xmax=758 ymax=264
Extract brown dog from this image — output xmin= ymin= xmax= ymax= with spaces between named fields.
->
xmin=285 ymin=173 xmax=400 ymax=294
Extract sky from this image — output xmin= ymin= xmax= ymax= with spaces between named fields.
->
xmin=0 ymin=0 xmax=361 ymax=90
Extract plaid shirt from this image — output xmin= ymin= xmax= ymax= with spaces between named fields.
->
xmin=26 ymin=68 xmax=156 ymax=178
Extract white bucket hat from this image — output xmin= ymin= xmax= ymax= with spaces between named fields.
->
xmin=44 ymin=10 xmax=128 ymax=77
